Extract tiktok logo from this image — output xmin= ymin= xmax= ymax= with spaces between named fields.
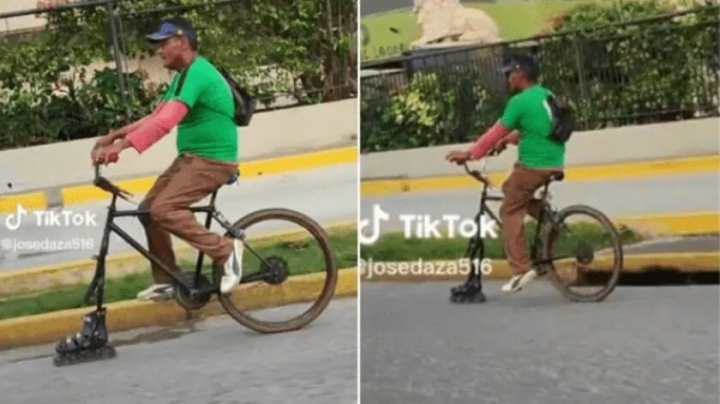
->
xmin=5 ymin=204 xmax=27 ymax=231
xmin=359 ymin=204 xmax=390 ymax=245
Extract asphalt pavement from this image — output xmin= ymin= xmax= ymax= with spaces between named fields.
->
xmin=360 ymin=281 xmax=719 ymax=404
xmin=361 ymin=172 xmax=719 ymax=236
xmin=0 ymin=163 xmax=357 ymax=272
xmin=0 ymin=297 xmax=358 ymax=404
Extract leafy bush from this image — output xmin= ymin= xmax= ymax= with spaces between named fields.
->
xmin=360 ymin=67 xmax=504 ymax=152
xmin=0 ymin=0 xmax=356 ymax=150
xmin=360 ymin=2 xmax=719 ymax=153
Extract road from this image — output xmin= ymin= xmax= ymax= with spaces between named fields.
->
xmin=360 ymin=281 xmax=719 ymax=404
xmin=361 ymin=172 xmax=719 ymax=236
xmin=0 ymin=298 xmax=357 ymax=404
xmin=0 ymin=163 xmax=357 ymax=272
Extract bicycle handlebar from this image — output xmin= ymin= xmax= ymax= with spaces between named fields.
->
xmin=93 ymin=162 xmax=134 ymax=201
xmin=463 ymin=150 xmax=497 ymax=185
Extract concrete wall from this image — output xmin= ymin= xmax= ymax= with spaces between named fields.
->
xmin=0 ymin=1 xmax=47 ymax=32
xmin=0 ymin=98 xmax=357 ymax=194
xmin=361 ymin=117 xmax=720 ymax=179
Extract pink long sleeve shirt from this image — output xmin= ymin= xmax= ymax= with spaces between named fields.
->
xmin=126 ymin=101 xmax=189 ymax=154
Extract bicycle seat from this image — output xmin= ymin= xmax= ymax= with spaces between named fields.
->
xmin=549 ymin=172 xmax=564 ymax=182
xmin=225 ymin=168 xmax=239 ymax=185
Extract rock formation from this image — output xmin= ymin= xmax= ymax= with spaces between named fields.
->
xmin=410 ymin=0 xmax=503 ymax=47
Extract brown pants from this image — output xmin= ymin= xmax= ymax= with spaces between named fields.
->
xmin=500 ymin=163 xmax=563 ymax=276
xmin=139 ymin=154 xmax=238 ymax=284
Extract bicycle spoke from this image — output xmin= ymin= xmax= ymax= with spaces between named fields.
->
xmin=541 ymin=205 xmax=623 ymax=302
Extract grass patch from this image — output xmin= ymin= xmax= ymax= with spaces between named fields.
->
xmin=0 ymin=228 xmax=357 ymax=321
xmin=361 ymin=221 xmax=644 ymax=261
xmin=0 ymin=221 xmax=643 ymax=320
xmin=362 ymin=0 xmax=591 ymax=60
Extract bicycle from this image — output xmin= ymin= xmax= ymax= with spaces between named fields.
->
xmin=54 ymin=163 xmax=339 ymax=366
xmin=450 ymin=157 xmax=623 ymax=303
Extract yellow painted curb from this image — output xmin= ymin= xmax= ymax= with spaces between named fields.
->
xmin=360 ymin=252 xmax=719 ymax=282
xmin=0 ymin=220 xmax=357 ymax=298
xmin=0 ymin=192 xmax=46 ymax=213
xmin=613 ymin=211 xmax=719 ymax=236
xmin=0 ymin=267 xmax=357 ymax=351
xmin=361 ymin=155 xmax=720 ymax=196
xmin=0 ymin=146 xmax=358 ymax=213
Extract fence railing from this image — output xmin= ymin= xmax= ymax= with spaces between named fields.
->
xmin=0 ymin=0 xmax=356 ymax=150
xmin=359 ymin=6 xmax=720 ymax=153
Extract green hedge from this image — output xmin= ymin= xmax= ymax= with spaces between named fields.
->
xmin=0 ymin=0 xmax=356 ymax=150
xmin=360 ymin=2 xmax=719 ymax=153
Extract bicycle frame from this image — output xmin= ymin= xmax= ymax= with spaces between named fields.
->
xmin=462 ymin=159 xmax=556 ymax=268
xmin=84 ymin=164 xmax=270 ymax=310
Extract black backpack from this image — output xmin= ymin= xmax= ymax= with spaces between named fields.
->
xmin=175 ymin=63 xmax=257 ymax=127
xmin=545 ymin=94 xmax=575 ymax=144
xmin=218 ymin=67 xmax=257 ymax=127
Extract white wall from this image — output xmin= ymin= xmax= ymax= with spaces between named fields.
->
xmin=361 ymin=117 xmax=720 ymax=179
xmin=0 ymin=98 xmax=358 ymax=194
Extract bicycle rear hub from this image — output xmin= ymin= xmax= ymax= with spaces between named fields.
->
xmin=260 ymin=255 xmax=290 ymax=285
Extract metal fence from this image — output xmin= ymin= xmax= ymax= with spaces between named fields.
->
xmin=0 ymin=0 xmax=356 ymax=149
xmin=360 ymin=6 xmax=720 ymax=145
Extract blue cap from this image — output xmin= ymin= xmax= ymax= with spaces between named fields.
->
xmin=146 ymin=19 xmax=197 ymax=45
xmin=500 ymin=52 xmax=539 ymax=81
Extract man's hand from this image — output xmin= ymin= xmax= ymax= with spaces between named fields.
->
xmin=94 ymin=131 xmax=119 ymax=149
xmin=445 ymin=150 xmax=471 ymax=165
xmin=91 ymin=141 xmax=125 ymax=166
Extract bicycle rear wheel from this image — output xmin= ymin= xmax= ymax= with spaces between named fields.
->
xmin=540 ymin=205 xmax=623 ymax=302
xmin=214 ymin=208 xmax=339 ymax=333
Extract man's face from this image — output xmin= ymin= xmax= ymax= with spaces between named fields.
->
xmin=154 ymin=36 xmax=185 ymax=69
xmin=507 ymin=69 xmax=524 ymax=94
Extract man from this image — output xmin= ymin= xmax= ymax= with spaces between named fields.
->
xmin=91 ymin=17 xmax=243 ymax=300
xmin=446 ymin=52 xmax=565 ymax=295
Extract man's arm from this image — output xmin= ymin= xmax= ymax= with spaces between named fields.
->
xmin=107 ymin=102 xmax=167 ymax=140
xmin=468 ymin=121 xmax=513 ymax=159
xmin=466 ymin=97 xmax=524 ymax=159
xmin=123 ymin=101 xmax=189 ymax=154
xmin=503 ymin=130 xmax=520 ymax=145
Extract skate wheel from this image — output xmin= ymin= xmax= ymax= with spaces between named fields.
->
xmin=52 ymin=345 xmax=117 ymax=367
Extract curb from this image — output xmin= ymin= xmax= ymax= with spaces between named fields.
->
xmin=0 ymin=220 xmax=357 ymax=298
xmin=0 ymin=146 xmax=358 ymax=213
xmin=0 ymin=267 xmax=357 ymax=351
xmin=359 ymin=252 xmax=720 ymax=282
xmin=612 ymin=212 xmax=719 ymax=236
xmin=360 ymin=155 xmax=719 ymax=197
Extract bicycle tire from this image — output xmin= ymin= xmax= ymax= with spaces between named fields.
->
xmin=540 ymin=204 xmax=623 ymax=303
xmin=214 ymin=208 xmax=339 ymax=333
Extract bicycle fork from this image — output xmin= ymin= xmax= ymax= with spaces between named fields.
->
xmin=84 ymin=197 xmax=115 ymax=310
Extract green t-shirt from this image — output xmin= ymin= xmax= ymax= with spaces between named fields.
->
xmin=162 ymin=56 xmax=238 ymax=163
xmin=499 ymin=84 xmax=565 ymax=169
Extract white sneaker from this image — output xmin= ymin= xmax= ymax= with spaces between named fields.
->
xmin=219 ymin=239 xmax=244 ymax=294
xmin=501 ymin=269 xmax=538 ymax=294
xmin=137 ymin=284 xmax=175 ymax=301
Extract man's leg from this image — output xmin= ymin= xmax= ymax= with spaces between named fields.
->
xmin=499 ymin=164 xmax=557 ymax=293
xmin=148 ymin=154 xmax=241 ymax=293
xmin=136 ymin=157 xmax=184 ymax=301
